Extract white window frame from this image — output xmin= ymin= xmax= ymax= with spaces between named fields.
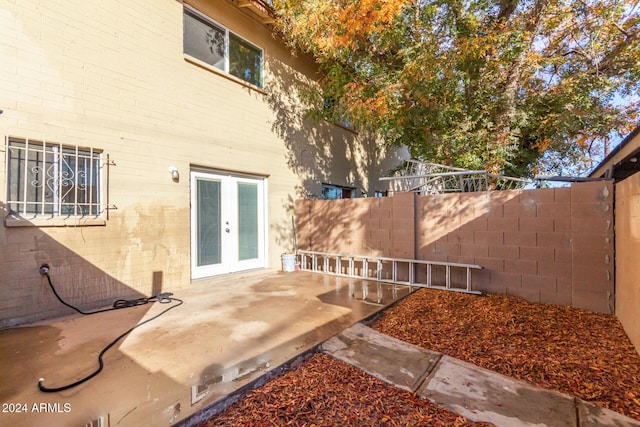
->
xmin=183 ymin=5 xmax=264 ymax=89
xmin=5 ymin=137 xmax=106 ymax=227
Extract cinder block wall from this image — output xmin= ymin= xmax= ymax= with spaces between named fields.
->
xmin=296 ymin=181 xmax=615 ymax=313
xmin=615 ymin=173 xmax=640 ymax=351
xmin=295 ymin=192 xmax=412 ymax=258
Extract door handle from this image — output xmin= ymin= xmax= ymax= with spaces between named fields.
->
xmin=225 ymin=228 xmax=230 ymax=233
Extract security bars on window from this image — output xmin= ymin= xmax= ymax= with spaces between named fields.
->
xmin=6 ymin=137 xmax=102 ymax=217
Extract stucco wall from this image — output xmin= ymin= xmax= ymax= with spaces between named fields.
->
xmin=615 ymin=173 xmax=640 ymax=352
xmin=0 ymin=0 xmax=403 ymax=326
xmin=296 ymin=181 xmax=615 ymax=313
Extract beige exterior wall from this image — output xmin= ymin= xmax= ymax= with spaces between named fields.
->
xmin=297 ymin=181 xmax=615 ymax=313
xmin=615 ymin=172 xmax=640 ymax=352
xmin=0 ymin=0 xmax=403 ymax=326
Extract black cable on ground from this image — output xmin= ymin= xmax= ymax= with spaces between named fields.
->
xmin=42 ymin=272 xmax=171 ymax=315
xmin=37 ymin=271 xmax=183 ymax=393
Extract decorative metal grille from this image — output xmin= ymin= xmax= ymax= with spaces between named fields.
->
xmin=381 ymin=160 xmax=532 ymax=195
xmin=6 ymin=137 xmax=103 ymax=217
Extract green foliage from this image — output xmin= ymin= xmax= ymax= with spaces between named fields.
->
xmin=273 ymin=0 xmax=640 ymax=176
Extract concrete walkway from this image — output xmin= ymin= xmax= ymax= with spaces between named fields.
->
xmin=322 ymin=323 xmax=640 ymax=427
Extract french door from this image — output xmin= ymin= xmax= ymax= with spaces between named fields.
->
xmin=190 ymin=171 xmax=267 ymax=279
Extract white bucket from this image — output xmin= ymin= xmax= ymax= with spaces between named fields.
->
xmin=282 ymin=254 xmax=297 ymax=272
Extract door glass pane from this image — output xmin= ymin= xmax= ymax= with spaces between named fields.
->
xmin=237 ymin=182 xmax=258 ymax=261
xmin=183 ymin=9 xmax=226 ymax=71
xmin=197 ymin=179 xmax=221 ymax=266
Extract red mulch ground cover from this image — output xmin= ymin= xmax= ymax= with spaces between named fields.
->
xmin=372 ymin=289 xmax=640 ymax=420
xmin=196 ymin=352 xmax=492 ymax=427
xmin=196 ymin=288 xmax=640 ymax=425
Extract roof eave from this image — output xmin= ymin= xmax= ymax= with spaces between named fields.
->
xmin=589 ymin=125 xmax=640 ymax=180
xmin=236 ymin=0 xmax=276 ymax=24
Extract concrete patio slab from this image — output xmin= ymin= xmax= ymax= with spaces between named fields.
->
xmin=0 ymin=270 xmax=413 ymax=427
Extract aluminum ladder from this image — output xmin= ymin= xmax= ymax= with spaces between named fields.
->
xmin=296 ymin=250 xmax=482 ymax=295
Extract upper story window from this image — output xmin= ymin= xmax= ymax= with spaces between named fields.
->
xmin=322 ymin=183 xmax=355 ymax=200
xmin=324 ymin=96 xmax=353 ymax=130
xmin=6 ymin=137 xmax=103 ymax=219
xmin=183 ymin=6 xmax=264 ymax=89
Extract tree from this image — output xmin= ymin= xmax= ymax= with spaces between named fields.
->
xmin=272 ymin=0 xmax=640 ymax=176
